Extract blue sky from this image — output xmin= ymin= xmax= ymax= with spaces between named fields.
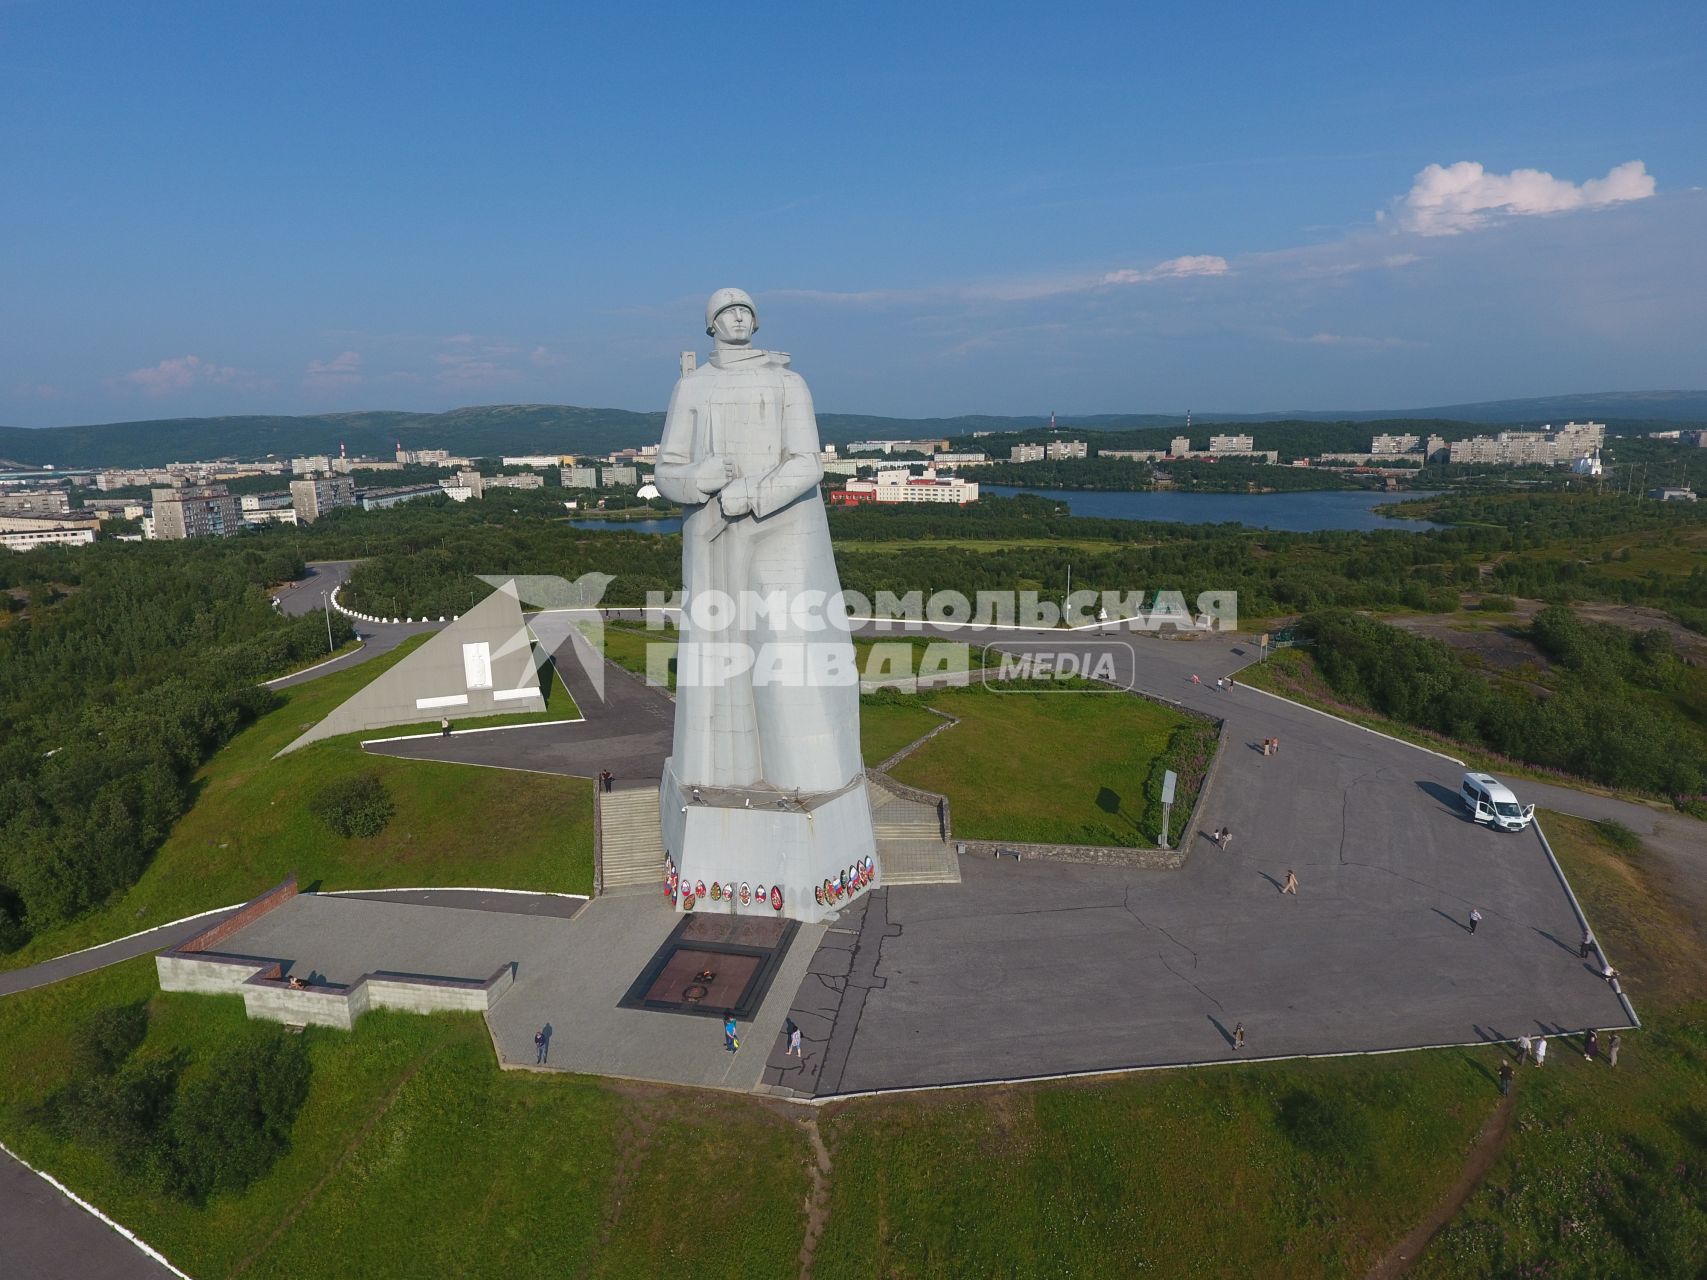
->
xmin=2 ymin=1 xmax=1703 ymax=427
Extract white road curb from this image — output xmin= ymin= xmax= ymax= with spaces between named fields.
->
xmin=0 ymin=1140 xmax=191 ymax=1279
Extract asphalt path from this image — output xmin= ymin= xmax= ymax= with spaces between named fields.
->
xmin=0 ymin=1150 xmax=180 ymax=1280
xmin=271 ymin=559 xmax=358 ymax=617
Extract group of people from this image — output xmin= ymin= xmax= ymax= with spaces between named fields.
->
xmin=1261 ymin=736 xmax=1280 ymax=756
xmin=598 ymin=769 xmax=614 ymax=793
xmin=1503 ymin=1028 xmax=1620 ymax=1091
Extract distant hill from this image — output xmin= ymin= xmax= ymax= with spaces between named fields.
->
xmin=1214 ymin=390 xmax=1707 ymax=425
xmin=3 ymin=391 xmax=1700 ymax=469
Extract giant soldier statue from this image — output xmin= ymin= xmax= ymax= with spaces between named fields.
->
xmin=652 ymin=289 xmax=877 ymax=922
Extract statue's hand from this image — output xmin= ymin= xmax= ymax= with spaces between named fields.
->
xmin=696 ymin=455 xmax=736 ymax=494
xmin=719 ymin=480 xmax=755 ymax=518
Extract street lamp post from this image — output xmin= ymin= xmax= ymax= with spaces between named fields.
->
xmin=322 ymin=590 xmax=333 ymax=654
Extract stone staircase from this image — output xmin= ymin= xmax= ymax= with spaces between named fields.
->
xmin=868 ymin=773 xmax=961 ymax=886
xmin=598 ymin=786 xmax=665 ymax=891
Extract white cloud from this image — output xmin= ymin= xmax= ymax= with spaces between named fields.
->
xmin=433 ymin=351 xmax=518 ymax=385
xmin=773 ymin=254 xmax=1231 ymax=310
xmin=305 ymin=350 xmax=363 ymax=386
xmin=121 ymin=355 xmax=246 ymax=395
xmin=1100 ymin=255 xmax=1230 ymax=285
xmin=1287 ymin=331 xmax=1418 ymax=350
xmin=1395 ymin=160 xmax=1655 ymax=235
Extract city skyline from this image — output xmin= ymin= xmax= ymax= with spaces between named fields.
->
xmin=3 ymin=2 xmax=1704 ymax=428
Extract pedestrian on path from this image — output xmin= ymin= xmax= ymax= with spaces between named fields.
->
xmin=1281 ymin=870 xmax=1298 ymax=895
xmin=1217 ymin=827 xmax=1232 ymax=851
xmin=1191 ymin=673 xmax=1201 ymax=685
xmin=1580 ymin=927 xmax=1594 ymax=960
xmin=1469 ymin=907 xmax=1482 ymax=935
xmin=1498 ymin=1059 xmax=1513 ymax=1097
xmin=534 ymin=1026 xmax=549 ymax=1064
xmin=1608 ymin=1032 xmax=1621 ymax=1067
xmin=1517 ymin=1034 xmax=1532 ymax=1064
xmin=1603 ymin=963 xmax=1623 ymax=994
xmin=1534 ymin=1035 xmax=1548 ymax=1068
xmin=1261 ymin=738 xmax=1272 ymax=756
xmin=1233 ymin=1021 xmax=1245 ymax=1051
xmin=724 ymin=1015 xmax=739 ymax=1053
xmin=440 ymin=716 xmax=451 ymax=737
xmin=786 ymin=1018 xmax=803 ymax=1058
xmin=1584 ymin=1028 xmax=1599 ymax=1060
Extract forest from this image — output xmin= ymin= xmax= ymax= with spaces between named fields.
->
xmin=0 ymin=539 xmax=354 ymax=951
xmin=1299 ymin=607 xmax=1706 ymax=809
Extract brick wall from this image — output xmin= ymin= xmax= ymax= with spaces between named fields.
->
xmin=177 ymin=876 xmax=298 ymax=953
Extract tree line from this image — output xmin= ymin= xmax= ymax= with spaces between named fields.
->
xmin=0 ymin=539 xmax=353 ymax=951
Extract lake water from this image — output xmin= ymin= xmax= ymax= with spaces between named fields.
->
xmin=573 ymin=488 xmax=1442 ymax=535
xmin=570 ymin=517 xmax=683 ymax=535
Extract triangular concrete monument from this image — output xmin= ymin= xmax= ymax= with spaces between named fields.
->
xmin=278 ymin=580 xmax=545 ymax=755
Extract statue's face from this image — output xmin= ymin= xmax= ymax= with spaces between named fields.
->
xmin=712 ymin=305 xmax=755 ymax=344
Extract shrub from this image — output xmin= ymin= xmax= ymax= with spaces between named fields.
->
xmin=168 ymin=1031 xmax=312 ymax=1202
xmin=72 ymin=1002 xmax=150 ymax=1076
xmin=1478 ymin=594 xmax=1515 ymax=612
xmin=309 ymin=772 xmax=394 ymax=838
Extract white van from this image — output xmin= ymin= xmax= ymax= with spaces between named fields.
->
xmin=1460 ymin=772 xmax=1535 ymax=832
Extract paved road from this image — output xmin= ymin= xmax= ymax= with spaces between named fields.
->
xmin=0 ymin=909 xmax=243 ymax=998
xmin=756 ymin=624 xmax=1654 ymax=1093
xmin=265 ymin=561 xmax=444 ymax=690
xmin=271 ymin=559 xmax=358 ymax=617
xmin=0 ymin=1149 xmax=179 ymax=1280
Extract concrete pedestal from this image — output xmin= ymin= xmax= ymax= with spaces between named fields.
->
xmin=659 ymin=757 xmax=878 ymax=924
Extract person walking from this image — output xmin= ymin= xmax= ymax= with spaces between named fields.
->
xmin=786 ymin=1018 xmax=803 ymax=1058
xmin=1191 ymin=674 xmax=1201 ymax=685
xmin=1533 ymin=1035 xmax=1548 ymax=1068
xmin=1233 ymin=1021 xmax=1245 ymax=1051
xmin=1516 ymin=1034 xmax=1532 ymax=1064
xmin=1498 ymin=1059 xmax=1513 ymax=1097
xmin=724 ymin=1015 xmax=739 ymax=1053
xmin=1217 ymin=827 xmax=1233 ymax=851
xmin=440 ymin=716 xmax=451 ymax=738
xmin=1580 ymin=927 xmax=1594 ymax=960
xmin=1608 ymin=1032 xmax=1621 ymax=1068
xmin=1469 ymin=907 xmax=1482 ymax=935
xmin=534 ymin=1027 xmax=548 ymax=1064
xmin=1281 ymin=870 xmax=1298 ymax=896
xmin=1584 ymin=1028 xmax=1599 ymax=1060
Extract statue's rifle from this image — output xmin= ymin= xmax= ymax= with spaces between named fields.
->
xmin=702 ymin=405 xmax=732 ymax=543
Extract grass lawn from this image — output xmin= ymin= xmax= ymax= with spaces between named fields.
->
xmin=887 ymin=683 xmax=1197 ymax=845
xmin=1 ymin=637 xmax=593 ymax=972
xmin=0 ymin=958 xmax=809 ymax=1280
xmin=816 ymin=1054 xmax=1490 ymax=1278
xmin=860 ymin=695 xmax=950 ymax=766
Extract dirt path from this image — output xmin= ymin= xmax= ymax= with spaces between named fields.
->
xmin=1364 ymin=1092 xmax=1515 ymax=1280
xmin=797 ymin=1111 xmax=832 ymax=1279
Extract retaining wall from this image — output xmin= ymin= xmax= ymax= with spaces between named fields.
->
xmin=177 ymin=877 xmax=298 ymax=954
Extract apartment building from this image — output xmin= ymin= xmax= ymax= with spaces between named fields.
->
xmin=150 ymin=484 xmax=242 ymax=540
xmin=289 ymin=475 xmax=357 ymax=523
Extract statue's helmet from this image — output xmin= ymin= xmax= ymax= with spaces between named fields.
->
xmin=705 ymin=287 xmax=759 ymax=336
